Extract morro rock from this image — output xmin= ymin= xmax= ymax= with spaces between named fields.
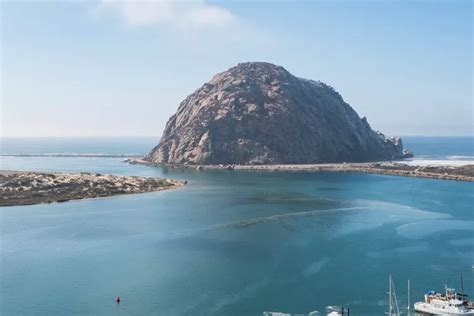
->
xmin=146 ymin=62 xmax=409 ymax=165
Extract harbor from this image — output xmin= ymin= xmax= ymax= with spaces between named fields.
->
xmin=262 ymin=275 xmax=474 ymax=316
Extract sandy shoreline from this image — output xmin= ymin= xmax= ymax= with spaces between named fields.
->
xmin=127 ymin=159 xmax=474 ymax=182
xmin=0 ymin=170 xmax=186 ymax=207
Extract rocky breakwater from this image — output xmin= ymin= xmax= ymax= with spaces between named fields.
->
xmin=145 ymin=62 xmax=412 ymax=165
xmin=0 ymin=171 xmax=185 ymax=206
xmin=222 ymin=162 xmax=473 ymax=182
xmin=127 ymin=159 xmax=474 ymax=182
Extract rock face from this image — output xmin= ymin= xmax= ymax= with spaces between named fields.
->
xmin=146 ymin=62 xmax=409 ymax=165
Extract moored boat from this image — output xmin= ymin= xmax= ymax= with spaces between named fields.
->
xmin=414 ymin=287 xmax=474 ymax=315
xmin=325 ymin=306 xmax=350 ymax=316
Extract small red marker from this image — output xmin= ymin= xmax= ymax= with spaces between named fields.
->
xmin=115 ymin=296 xmax=121 ymax=304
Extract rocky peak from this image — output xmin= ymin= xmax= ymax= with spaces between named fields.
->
xmin=146 ymin=62 xmax=410 ymax=165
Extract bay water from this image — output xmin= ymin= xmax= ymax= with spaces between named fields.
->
xmin=1 ymin=137 xmax=473 ymax=315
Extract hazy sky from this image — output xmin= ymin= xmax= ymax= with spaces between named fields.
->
xmin=1 ymin=0 xmax=472 ymax=137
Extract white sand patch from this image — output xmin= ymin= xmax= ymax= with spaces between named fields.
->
xmin=396 ymin=159 xmax=474 ymax=166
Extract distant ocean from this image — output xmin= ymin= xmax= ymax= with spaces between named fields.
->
xmin=1 ymin=136 xmax=473 ymax=165
xmin=400 ymin=136 xmax=474 ymax=166
xmin=0 ymin=136 xmax=473 ymax=315
xmin=0 ymin=137 xmax=158 ymax=157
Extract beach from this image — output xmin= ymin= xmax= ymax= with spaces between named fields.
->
xmin=0 ymin=170 xmax=185 ymax=207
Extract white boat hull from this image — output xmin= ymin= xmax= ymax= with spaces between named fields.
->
xmin=414 ymin=302 xmax=474 ymax=315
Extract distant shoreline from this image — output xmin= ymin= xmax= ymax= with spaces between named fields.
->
xmin=0 ymin=171 xmax=186 ymax=207
xmin=0 ymin=153 xmax=142 ymax=158
xmin=127 ymin=159 xmax=474 ymax=182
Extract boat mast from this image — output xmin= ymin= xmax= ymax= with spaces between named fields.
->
xmin=461 ymin=273 xmax=465 ymax=298
xmin=386 ymin=275 xmax=401 ymax=316
xmin=392 ymin=277 xmax=400 ymax=316
xmin=407 ymin=280 xmax=411 ymax=316
xmin=388 ymin=275 xmax=393 ymax=316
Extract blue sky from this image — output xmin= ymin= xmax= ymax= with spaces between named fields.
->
xmin=1 ymin=0 xmax=472 ymax=137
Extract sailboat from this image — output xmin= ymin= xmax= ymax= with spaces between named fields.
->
xmin=387 ymin=275 xmax=401 ymax=316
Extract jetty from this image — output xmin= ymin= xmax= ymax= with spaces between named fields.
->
xmin=128 ymin=159 xmax=474 ymax=182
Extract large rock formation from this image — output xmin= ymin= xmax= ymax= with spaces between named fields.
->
xmin=146 ymin=62 xmax=410 ymax=165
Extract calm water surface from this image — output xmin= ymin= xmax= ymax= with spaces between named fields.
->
xmin=0 ymin=138 xmax=473 ymax=315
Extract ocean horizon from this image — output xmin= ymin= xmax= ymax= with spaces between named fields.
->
xmin=2 ymin=136 xmax=473 ymax=166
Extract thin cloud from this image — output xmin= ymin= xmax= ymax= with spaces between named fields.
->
xmin=97 ymin=0 xmax=236 ymax=28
